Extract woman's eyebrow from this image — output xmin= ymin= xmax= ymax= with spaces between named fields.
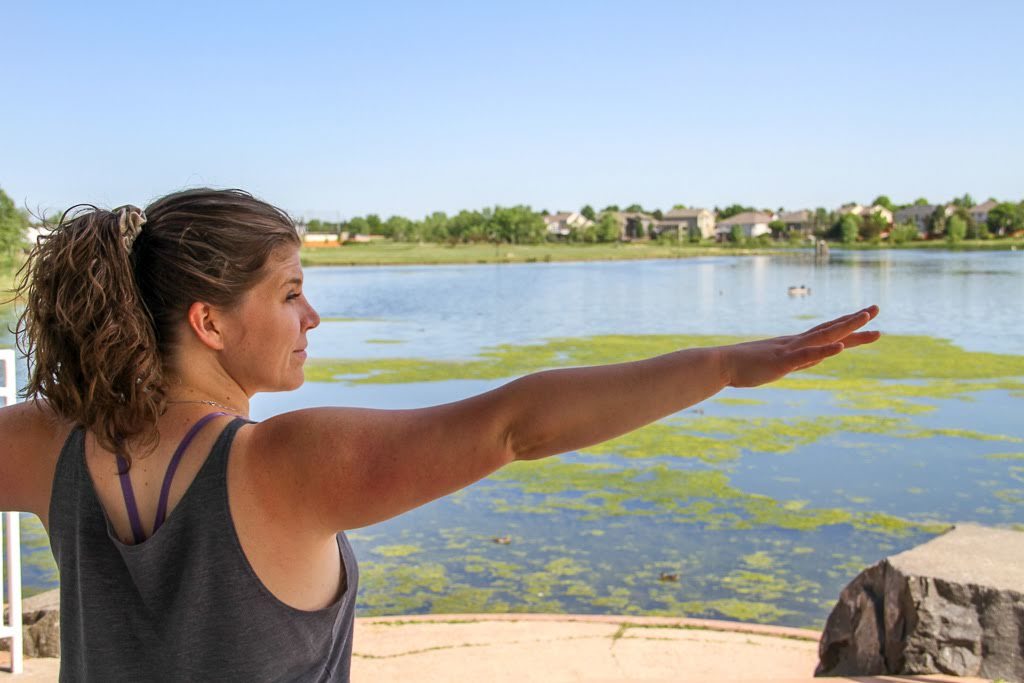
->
xmin=280 ymin=276 xmax=303 ymax=287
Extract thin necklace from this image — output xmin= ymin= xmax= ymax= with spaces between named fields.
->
xmin=167 ymin=399 xmax=246 ymax=416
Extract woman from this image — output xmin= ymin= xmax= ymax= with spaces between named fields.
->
xmin=0 ymin=188 xmax=880 ymax=681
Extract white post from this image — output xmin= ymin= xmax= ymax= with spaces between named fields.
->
xmin=0 ymin=348 xmax=24 ymax=674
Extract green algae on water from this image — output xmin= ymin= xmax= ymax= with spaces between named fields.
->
xmin=486 ymin=458 xmax=939 ymax=536
xmin=713 ymin=397 xmax=767 ymax=406
xmin=308 ymin=333 xmax=1024 ymax=386
xmin=373 ymin=544 xmax=423 ymax=557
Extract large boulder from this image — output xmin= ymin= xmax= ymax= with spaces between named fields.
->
xmin=816 ymin=524 xmax=1024 ymax=681
xmin=1 ymin=588 xmax=60 ymax=658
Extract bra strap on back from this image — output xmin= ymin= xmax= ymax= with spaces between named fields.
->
xmin=115 ymin=411 xmax=228 ymax=544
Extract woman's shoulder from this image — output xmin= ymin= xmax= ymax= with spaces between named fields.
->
xmin=0 ymin=400 xmax=76 ymax=522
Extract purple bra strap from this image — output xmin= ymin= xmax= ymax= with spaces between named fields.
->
xmin=116 ymin=411 xmax=227 ymax=544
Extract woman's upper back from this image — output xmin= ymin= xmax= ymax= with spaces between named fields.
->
xmin=47 ymin=412 xmax=358 ymax=681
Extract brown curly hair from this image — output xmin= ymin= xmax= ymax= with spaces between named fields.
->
xmin=15 ymin=188 xmax=300 ymax=465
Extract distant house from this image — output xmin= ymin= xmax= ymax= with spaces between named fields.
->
xmin=970 ymin=199 xmax=998 ymax=227
xmin=303 ymin=233 xmax=340 ymax=246
xmin=778 ymin=210 xmax=814 ymax=237
xmin=543 ymin=212 xmax=594 ymax=238
xmin=610 ymin=212 xmax=658 ymax=240
xmin=838 ymin=203 xmax=894 ymax=225
xmin=654 ymin=208 xmax=715 ymax=241
xmin=715 ymin=211 xmax=774 ymax=241
xmin=894 ymin=204 xmax=953 ymax=237
xmin=339 ymin=232 xmax=387 ymax=244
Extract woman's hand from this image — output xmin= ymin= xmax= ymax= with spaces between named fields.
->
xmin=722 ymin=305 xmax=881 ymax=388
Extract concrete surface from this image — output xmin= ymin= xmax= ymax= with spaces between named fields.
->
xmin=0 ymin=614 xmax=995 ymax=682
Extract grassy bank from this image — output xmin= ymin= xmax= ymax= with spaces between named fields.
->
xmin=299 ymin=242 xmax=787 ymax=266
xmin=299 ymin=239 xmax=1024 ymax=267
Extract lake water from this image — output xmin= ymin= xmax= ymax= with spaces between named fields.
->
xmin=5 ymin=248 xmax=1024 ymax=628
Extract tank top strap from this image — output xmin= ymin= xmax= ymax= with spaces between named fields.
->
xmin=114 ymin=411 xmax=229 ymax=545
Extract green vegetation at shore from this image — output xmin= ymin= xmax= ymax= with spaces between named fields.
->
xmin=299 ymin=240 xmax=1024 ymax=267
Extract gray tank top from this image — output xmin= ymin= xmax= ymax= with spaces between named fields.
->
xmin=48 ymin=418 xmax=359 ymax=682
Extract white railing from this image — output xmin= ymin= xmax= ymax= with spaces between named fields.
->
xmin=0 ymin=348 xmax=23 ymax=674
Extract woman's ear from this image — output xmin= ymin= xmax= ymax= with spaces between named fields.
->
xmin=186 ymin=301 xmax=226 ymax=351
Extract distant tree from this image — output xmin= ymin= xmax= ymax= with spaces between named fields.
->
xmin=926 ymin=206 xmax=948 ymax=238
xmin=729 ymin=225 xmax=744 ymax=243
xmin=419 ymin=211 xmax=450 ymax=243
xmin=601 ymin=204 xmax=620 ymax=213
xmin=946 ymin=215 xmax=967 ymax=243
xmin=871 ymin=195 xmax=895 ymax=211
xmin=889 ymin=221 xmax=919 ymax=244
xmin=489 ymin=206 xmax=546 ymax=244
xmin=651 ymin=209 xmax=663 ymax=220
xmin=346 ymin=216 xmax=371 ymax=236
xmin=913 ymin=197 xmax=930 ymax=206
xmin=365 ymin=214 xmax=382 ymax=231
xmin=768 ymin=219 xmax=786 ymax=239
xmin=580 ymin=205 xmax=596 ymax=221
xmin=860 ymin=212 xmax=887 ymax=242
xmin=383 ymin=215 xmax=414 ymax=241
xmin=839 ymin=214 xmax=860 ymax=243
xmin=624 ymin=203 xmax=644 ymax=213
xmin=671 ymin=204 xmax=687 ymax=210
xmin=812 ymin=208 xmax=832 ymax=237
xmin=951 ymin=193 xmax=976 ymax=209
xmin=987 ymin=202 xmax=1024 ymax=236
xmin=717 ymin=204 xmax=755 ymax=220
xmin=595 ymin=212 xmax=621 ymax=242
xmin=0 ymin=187 xmax=29 ymax=258
xmin=448 ymin=209 xmax=487 ymax=242
xmin=951 ymin=206 xmax=977 ymax=239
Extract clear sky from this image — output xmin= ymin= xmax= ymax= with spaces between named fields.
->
xmin=2 ymin=1 xmax=1021 ymax=220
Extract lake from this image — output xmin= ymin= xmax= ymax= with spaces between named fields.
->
xmin=6 ymin=248 xmax=1024 ymax=628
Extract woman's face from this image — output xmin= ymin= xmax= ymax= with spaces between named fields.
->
xmin=219 ymin=245 xmax=320 ymax=395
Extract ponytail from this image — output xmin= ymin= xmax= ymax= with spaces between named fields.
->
xmin=16 ymin=205 xmax=165 ymax=458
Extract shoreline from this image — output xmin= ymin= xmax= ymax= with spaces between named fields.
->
xmin=298 ymin=240 xmax=1024 ymax=268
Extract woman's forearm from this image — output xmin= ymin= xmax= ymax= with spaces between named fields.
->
xmin=499 ymin=305 xmax=881 ymax=464
xmin=501 ymin=346 xmax=728 ymax=462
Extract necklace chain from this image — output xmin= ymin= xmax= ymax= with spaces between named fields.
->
xmin=167 ymin=399 xmax=245 ymax=415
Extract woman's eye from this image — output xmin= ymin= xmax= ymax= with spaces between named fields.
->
xmin=286 ymin=291 xmax=301 ymax=301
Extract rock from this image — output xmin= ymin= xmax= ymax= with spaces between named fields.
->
xmin=1 ymin=588 xmax=60 ymax=658
xmin=816 ymin=524 xmax=1024 ymax=682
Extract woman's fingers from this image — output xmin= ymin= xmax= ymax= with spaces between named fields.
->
xmin=800 ymin=306 xmax=878 ymax=347
xmin=786 ymin=342 xmax=844 ymax=370
xmin=803 ymin=308 xmax=871 ymax=335
xmin=837 ymin=330 xmax=882 ymax=350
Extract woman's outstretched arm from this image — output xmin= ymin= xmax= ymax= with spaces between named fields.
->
xmin=249 ymin=306 xmax=880 ymax=533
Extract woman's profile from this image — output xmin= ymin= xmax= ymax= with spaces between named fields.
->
xmin=0 ymin=188 xmax=880 ymax=681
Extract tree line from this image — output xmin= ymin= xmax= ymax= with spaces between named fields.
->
xmin=304 ymin=193 xmax=1024 ymax=246
xmin=4 ymin=186 xmax=1022 ymax=252
xmin=0 ymin=187 xmax=30 ymax=262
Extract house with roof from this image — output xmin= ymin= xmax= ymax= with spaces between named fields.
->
xmin=653 ymin=208 xmax=715 ymax=241
xmin=838 ymin=203 xmax=894 ymax=225
xmin=970 ymin=199 xmax=998 ymax=227
xmin=715 ymin=211 xmax=774 ymax=241
xmin=778 ymin=210 xmax=814 ymax=237
xmin=894 ymin=204 xmax=953 ymax=237
xmin=543 ymin=212 xmax=595 ymax=239
xmin=609 ymin=211 xmax=658 ymax=240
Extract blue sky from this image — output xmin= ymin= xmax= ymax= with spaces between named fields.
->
xmin=2 ymin=1 xmax=1021 ymax=220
